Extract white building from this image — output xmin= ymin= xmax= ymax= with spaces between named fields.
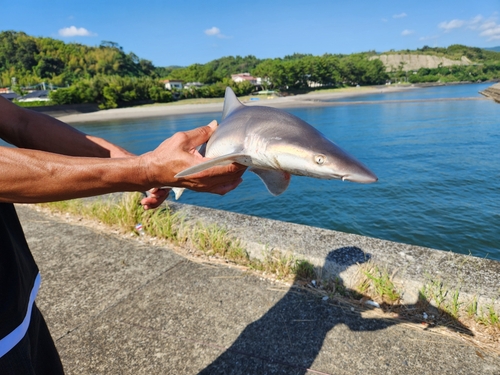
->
xmin=184 ymin=82 xmax=204 ymax=89
xmin=231 ymin=73 xmax=258 ymax=85
xmin=163 ymin=80 xmax=184 ymax=90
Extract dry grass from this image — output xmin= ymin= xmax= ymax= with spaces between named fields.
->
xmin=39 ymin=193 xmax=500 ymax=355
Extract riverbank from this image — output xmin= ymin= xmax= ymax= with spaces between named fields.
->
xmin=54 ymin=85 xmax=417 ymax=123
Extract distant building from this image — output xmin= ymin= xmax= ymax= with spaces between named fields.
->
xmin=17 ymin=90 xmax=50 ymax=102
xmin=231 ymin=73 xmax=258 ymax=85
xmin=163 ymin=80 xmax=184 ymax=90
xmin=184 ymin=82 xmax=204 ymax=89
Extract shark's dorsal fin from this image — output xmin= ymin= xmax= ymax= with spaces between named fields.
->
xmin=222 ymin=87 xmax=245 ymax=120
xmin=249 ymin=168 xmax=291 ymax=196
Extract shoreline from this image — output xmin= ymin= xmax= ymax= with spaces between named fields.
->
xmin=54 ymin=85 xmax=415 ymax=123
xmin=52 ymin=82 xmax=492 ymax=124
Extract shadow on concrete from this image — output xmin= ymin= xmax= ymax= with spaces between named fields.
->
xmin=198 ymin=246 xmax=472 ymax=375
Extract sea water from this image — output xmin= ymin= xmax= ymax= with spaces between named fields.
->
xmin=13 ymin=83 xmax=500 ymax=260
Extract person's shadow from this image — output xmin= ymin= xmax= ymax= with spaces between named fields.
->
xmin=198 ymin=247 xmax=472 ymax=375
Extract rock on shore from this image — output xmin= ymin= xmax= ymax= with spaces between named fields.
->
xmin=480 ymin=82 xmax=500 ymax=103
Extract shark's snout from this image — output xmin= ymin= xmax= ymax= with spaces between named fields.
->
xmin=342 ymin=169 xmax=378 ymax=184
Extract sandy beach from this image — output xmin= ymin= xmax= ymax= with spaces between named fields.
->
xmin=56 ymin=85 xmax=419 ymax=124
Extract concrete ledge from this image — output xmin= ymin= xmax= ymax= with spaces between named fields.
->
xmin=168 ymin=201 xmax=500 ymax=308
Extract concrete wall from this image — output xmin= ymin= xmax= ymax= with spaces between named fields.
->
xmin=167 ymin=201 xmax=500 ymax=310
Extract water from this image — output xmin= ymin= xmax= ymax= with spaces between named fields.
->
xmin=328 ymin=83 xmax=492 ymax=102
xmin=4 ymin=83 xmax=499 ymax=259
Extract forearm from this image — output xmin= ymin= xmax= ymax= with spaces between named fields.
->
xmin=0 ymin=97 xmax=129 ymax=157
xmin=0 ymin=147 xmax=148 ymax=203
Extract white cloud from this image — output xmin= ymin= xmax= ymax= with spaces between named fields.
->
xmin=204 ymin=26 xmax=230 ymax=39
xmin=437 ymin=13 xmax=500 ymax=41
xmin=58 ymin=26 xmax=96 ymax=37
xmin=438 ymin=19 xmax=465 ymax=32
xmin=480 ymin=21 xmax=497 ymax=30
xmin=401 ymin=29 xmax=414 ymax=36
xmin=393 ymin=13 xmax=407 ymax=19
xmin=204 ymin=26 xmax=220 ymax=36
xmin=468 ymin=15 xmax=483 ymax=29
xmin=480 ymin=25 xmax=500 ymax=40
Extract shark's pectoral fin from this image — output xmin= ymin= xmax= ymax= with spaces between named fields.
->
xmin=175 ymin=153 xmax=251 ymax=178
xmin=172 ymin=187 xmax=185 ymax=200
xmin=250 ymin=168 xmax=291 ymax=196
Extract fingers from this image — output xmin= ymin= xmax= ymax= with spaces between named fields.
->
xmin=144 ymin=121 xmax=246 ymax=197
xmin=211 ymin=177 xmax=244 ymax=195
xmin=178 ymin=163 xmax=246 ymax=194
xmin=181 ymin=120 xmax=218 ymax=150
xmin=141 ymin=187 xmax=170 ymax=210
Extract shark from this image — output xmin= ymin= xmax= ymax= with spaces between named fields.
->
xmin=174 ymin=87 xmax=377 ymax=196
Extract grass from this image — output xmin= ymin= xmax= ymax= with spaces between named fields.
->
xmin=40 ymin=193 xmax=308 ymax=282
xmin=359 ymin=265 xmax=401 ymax=303
xmin=191 ymin=223 xmax=248 ymax=263
xmin=14 ymin=100 xmax=54 ymax=107
xmin=39 ymin=193 xmax=500 ymax=353
xmin=466 ymin=296 xmax=479 ymax=319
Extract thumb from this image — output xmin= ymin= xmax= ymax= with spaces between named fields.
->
xmin=184 ymin=120 xmax=218 ymax=149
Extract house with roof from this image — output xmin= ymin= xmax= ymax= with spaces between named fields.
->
xmin=231 ymin=73 xmax=259 ymax=85
xmin=163 ymin=80 xmax=184 ymax=90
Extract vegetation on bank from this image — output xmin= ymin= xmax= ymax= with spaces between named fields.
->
xmin=2 ymin=31 xmax=500 ymax=109
xmin=39 ymin=193 xmax=499 ymax=354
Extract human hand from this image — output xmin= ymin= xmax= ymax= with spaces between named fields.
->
xmin=140 ymin=120 xmax=246 ymax=195
xmin=140 ymin=187 xmax=170 ymax=210
xmin=105 ymin=141 xmax=170 ymax=209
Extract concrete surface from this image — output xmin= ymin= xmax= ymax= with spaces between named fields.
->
xmin=16 ymin=204 xmax=500 ymax=375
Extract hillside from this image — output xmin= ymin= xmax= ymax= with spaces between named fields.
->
xmin=369 ymin=54 xmax=472 ymax=72
xmin=0 ymin=31 xmax=158 ymax=87
xmin=2 ymin=32 xmax=500 ymax=107
xmin=369 ymin=45 xmax=500 ymax=73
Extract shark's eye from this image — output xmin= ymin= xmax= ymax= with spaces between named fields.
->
xmin=315 ymin=154 xmax=325 ymax=165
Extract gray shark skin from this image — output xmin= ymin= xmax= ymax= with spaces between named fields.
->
xmin=175 ymin=87 xmax=378 ymax=196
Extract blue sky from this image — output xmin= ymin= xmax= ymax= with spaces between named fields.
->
xmin=2 ymin=1 xmax=499 ymax=67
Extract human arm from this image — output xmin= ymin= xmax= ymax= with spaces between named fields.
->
xmin=0 ymin=98 xmax=245 ymax=203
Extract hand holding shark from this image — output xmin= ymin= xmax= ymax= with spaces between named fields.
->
xmin=175 ymin=87 xmax=377 ymax=196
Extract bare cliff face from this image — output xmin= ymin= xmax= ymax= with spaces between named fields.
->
xmin=369 ymin=54 xmax=472 ymax=72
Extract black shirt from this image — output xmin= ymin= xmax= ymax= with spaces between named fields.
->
xmin=0 ymin=203 xmax=39 ymax=343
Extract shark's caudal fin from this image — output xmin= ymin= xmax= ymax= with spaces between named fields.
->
xmin=175 ymin=153 xmax=251 ymax=178
xmin=222 ymin=87 xmax=245 ymax=120
xmin=249 ymin=168 xmax=291 ymax=196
